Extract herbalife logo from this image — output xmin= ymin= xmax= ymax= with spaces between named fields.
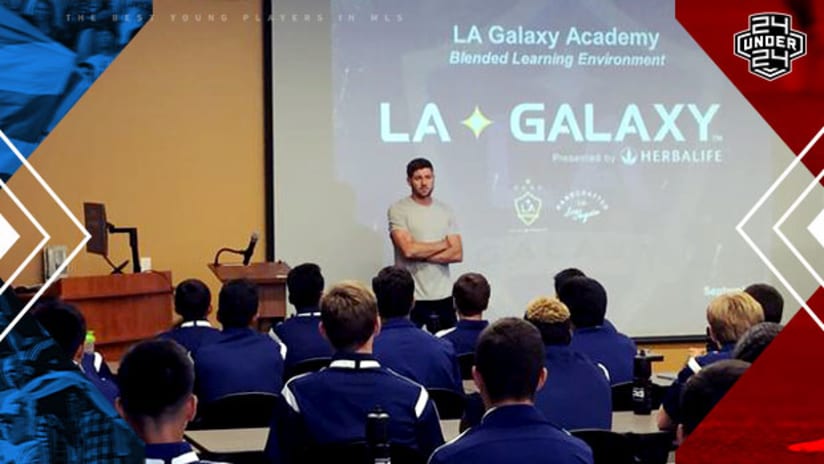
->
xmin=734 ymin=13 xmax=806 ymax=81
xmin=620 ymin=147 xmax=638 ymax=166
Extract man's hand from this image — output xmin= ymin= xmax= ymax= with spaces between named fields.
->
xmin=390 ymin=229 xmax=449 ymax=260
xmin=427 ymin=234 xmax=463 ymax=264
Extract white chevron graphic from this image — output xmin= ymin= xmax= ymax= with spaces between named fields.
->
xmin=737 ymin=126 xmax=824 ymax=331
xmin=0 ymin=130 xmax=90 ymax=342
xmin=0 ymin=213 xmax=20 ymax=260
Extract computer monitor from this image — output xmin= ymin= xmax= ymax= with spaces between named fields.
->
xmin=83 ymin=202 xmax=108 ymax=256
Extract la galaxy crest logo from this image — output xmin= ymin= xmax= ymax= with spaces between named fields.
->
xmin=513 ymin=179 xmax=543 ymax=226
xmin=734 ymin=13 xmax=806 ymax=81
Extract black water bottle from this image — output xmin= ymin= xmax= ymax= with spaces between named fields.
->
xmin=367 ymin=406 xmax=391 ymax=464
xmin=632 ymin=351 xmax=653 ymax=415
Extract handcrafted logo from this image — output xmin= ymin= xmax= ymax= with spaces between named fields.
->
xmin=513 ymin=179 xmax=543 ymax=226
xmin=555 ymin=190 xmax=608 ymax=224
xmin=734 ymin=13 xmax=806 ymax=81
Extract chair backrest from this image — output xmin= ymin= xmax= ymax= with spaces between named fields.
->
xmin=305 ymin=442 xmax=425 ymax=464
xmin=611 ymin=382 xmax=634 ymax=411
xmin=626 ymin=431 xmax=675 ymax=464
xmin=570 ymin=429 xmax=637 ymax=464
xmin=427 ymin=388 xmax=465 ymax=420
xmin=611 ymin=382 xmax=666 ymax=412
xmin=457 ymin=353 xmax=474 ymax=380
xmin=188 ymin=392 xmax=279 ymax=430
xmin=286 ymin=357 xmax=331 ymax=380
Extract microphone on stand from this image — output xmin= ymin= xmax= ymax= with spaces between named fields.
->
xmin=212 ymin=232 xmax=260 ymax=266
xmin=242 ymin=232 xmax=259 ymax=265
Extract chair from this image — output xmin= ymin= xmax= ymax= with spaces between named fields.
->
xmin=304 ymin=442 xmax=425 ymax=464
xmin=427 ymin=388 xmax=465 ymax=420
xmin=187 ymin=392 xmax=279 ymax=430
xmin=626 ymin=431 xmax=676 ymax=464
xmin=611 ymin=382 xmax=666 ymax=412
xmin=570 ymin=429 xmax=637 ymax=464
xmin=457 ymin=353 xmax=474 ymax=380
xmin=286 ymin=356 xmax=331 ymax=380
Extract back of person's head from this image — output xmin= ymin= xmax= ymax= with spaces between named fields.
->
xmin=557 ymin=276 xmax=607 ymax=328
xmin=553 ymin=267 xmax=586 ymax=295
xmin=174 ymin=279 xmax=211 ymax=321
xmin=744 ymin=283 xmax=783 ymax=323
xmin=475 ymin=318 xmax=545 ymax=404
xmin=117 ymin=339 xmax=195 ymax=436
xmin=320 ymin=281 xmax=378 ymax=351
xmin=706 ymin=292 xmax=764 ymax=346
xmin=217 ymin=279 xmax=259 ymax=328
xmin=732 ymin=322 xmax=782 ymax=363
xmin=452 ymin=272 xmax=490 ymax=317
xmin=524 ymin=296 xmax=572 ymax=346
xmin=371 ymin=266 xmax=414 ymax=319
xmin=680 ymin=359 xmax=750 ymax=437
xmin=406 ymin=157 xmax=433 ymax=177
xmin=287 ymin=263 xmax=324 ymax=310
xmin=31 ymin=299 xmax=86 ymax=359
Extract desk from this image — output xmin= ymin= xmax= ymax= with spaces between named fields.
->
xmin=186 ymin=428 xmax=269 ymax=454
xmin=612 ymin=411 xmax=660 ymax=434
xmin=184 ymin=413 xmax=661 ymax=454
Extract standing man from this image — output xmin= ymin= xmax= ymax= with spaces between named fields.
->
xmin=388 ymin=158 xmax=462 ymax=331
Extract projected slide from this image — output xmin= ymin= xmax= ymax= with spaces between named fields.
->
xmin=275 ymin=0 xmax=778 ymax=337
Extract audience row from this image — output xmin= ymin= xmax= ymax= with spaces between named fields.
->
xmin=27 ymin=263 xmax=785 ymax=463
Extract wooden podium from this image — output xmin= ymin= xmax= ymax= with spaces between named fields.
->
xmin=208 ymin=261 xmax=291 ymax=332
xmin=42 ymin=272 xmax=174 ymax=360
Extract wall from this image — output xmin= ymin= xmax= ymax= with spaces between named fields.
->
xmin=0 ymin=0 xmax=266 ymax=316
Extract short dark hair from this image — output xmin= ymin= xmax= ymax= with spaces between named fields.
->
xmin=680 ymin=359 xmax=749 ymax=436
xmin=31 ymin=299 xmax=86 ymax=357
xmin=452 ymin=273 xmax=490 ymax=317
xmin=744 ymin=283 xmax=783 ymax=323
xmin=406 ymin=158 xmax=433 ymax=178
xmin=553 ymin=268 xmax=586 ymax=295
xmin=320 ymin=281 xmax=377 ymax=351
xmin=557 ymin=276 xmax=607 ymax=328
xmin=217 ymin=279 xmax=259 ymax=328
xmin=174 ymin=279 xmax=211 ymax=321
xmin=475 ymin=318 xmax=545 ymax=404
xmin=118 ymin=339 xmax=194 ymax=422
xmin=287 ymin=263 xmax=324 ymax=310
xmin=732 ymin=322 xmax=782 ymax=363
xmin=372 ymin=266 xmax=414 ymax=319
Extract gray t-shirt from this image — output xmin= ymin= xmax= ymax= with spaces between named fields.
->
xmin=388 ymin=196 xmax=458 ymax=301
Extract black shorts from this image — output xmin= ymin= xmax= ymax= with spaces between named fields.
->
xmin=410 ymin=297 xmax=457 ymax=333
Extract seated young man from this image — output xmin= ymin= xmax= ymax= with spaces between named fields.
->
xmin=658 ymin=291 xmax=763 ymax=431
xmin=429 ymin=318 xmax=593 ymax=464
xmin=31 ymin=299 xmax=119 ymax=407
xmin=270 ymin=263 xmax=333 ymax=374
xmin=158 ymin=279 xmax=221 ymax=355
xmin=193 ymin=279 xmax=286 ymax=403
xmin=678 ymin=359 xmax=750 ymax=444
xmin=732 ymin=321 xmax=782 ymax=363
xmin=744 ymin=282 xmax=784 ymax=323
xmin=527 ymin=296 xmax=611 ymax=431
xmin=436 ymin=272 xmax=490 ymax=355
xmin=265 ymin=281 xmax=444 ymax=462
xmin=117 ymin=339 xmax=220 ymax=463
xmin=558 ymin=276 xmax=636 ymax=384
xmin=372 ymin=266 xmax=462 ymax=393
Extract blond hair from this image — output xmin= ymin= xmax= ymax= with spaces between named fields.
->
xmin=320 ymin=281 xmax=377 ymax=351
xmin=706 ymin=292 xmax=765 ymax=345
xmin=525 ymin=296 xmax=571 ymax=324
